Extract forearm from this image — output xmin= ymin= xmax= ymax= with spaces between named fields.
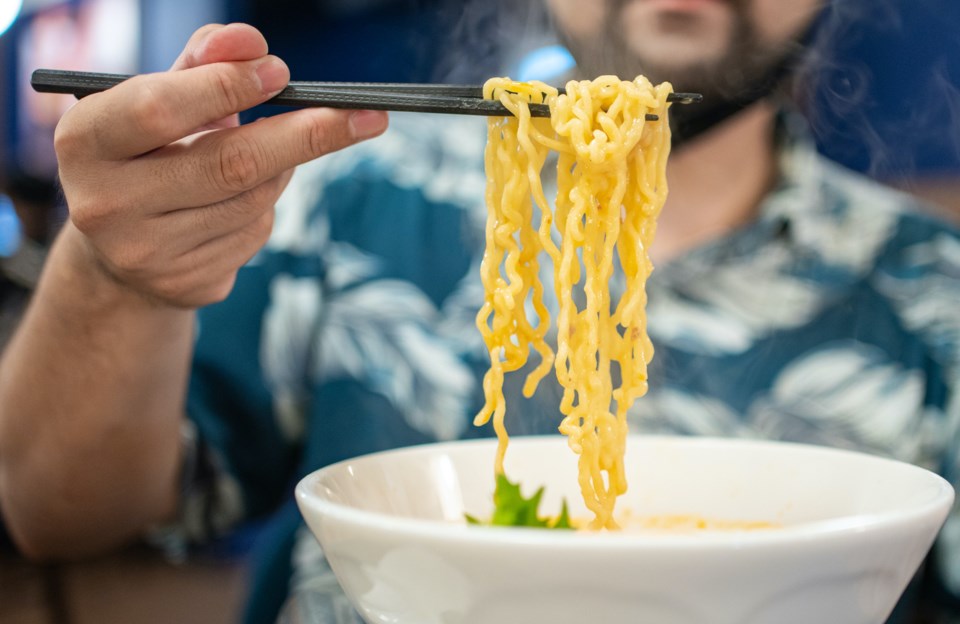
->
xmin=0 ymin=226 xmax=194 ymax=559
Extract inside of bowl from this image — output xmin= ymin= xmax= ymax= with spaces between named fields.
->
xmin=310 ymin=436 xmax=951 ymax=529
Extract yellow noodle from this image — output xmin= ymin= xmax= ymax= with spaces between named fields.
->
xmin=474 ymin=76 xmax=672 ymax=529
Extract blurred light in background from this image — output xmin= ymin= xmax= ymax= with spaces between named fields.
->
xmin=0 ymin=194 xmax=21 ymax=257
xmin=0 ymin=0 xmax=24 ymax=38
xmin=11 ymin=0 xmax=140 ymax=176
xmin=515 ymin=45 xmax=574 ymax=83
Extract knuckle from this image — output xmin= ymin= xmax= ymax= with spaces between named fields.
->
xmin=247 ymin=177 xmax=283 ymax=209
xmin=215 ymin=137 xmax=262 ymax=192
xmin=175 ymin=274 xmax=237 ymax=308
xmin=69 ymin=198 xmax=114 ymax=235
xmin=68 ymin=207 xmax=97 ymax=235
xmin=112 ymin=244 xmax=156 ymax=276
xmin=53 ymin=112 xmax=83 ymax=159
xmin=237 ymin=206 xmax=274 ymax=244
xmin=149 ymin=276 xmax=184 ymax=304
xmin=149 ymin=270 xmax=206 ymax=306
xmin=200 ymin=181 xmax=276 ymax=233
xmin=193 ymin=204 xmax=219 ymax=233
xmin=252 ymin=208 xmax=276 ymax=243
xmin=205 ymin=276 xmax=238 ymax=304
xmin=304 ymin=114 xmax=347 ymax=157
xmin=209 ymin=69 xmax=244 ymax=116
xmin=129 ymin=81 xmax=176 ymax=139
xmin=229 ymin=209 xmax=274 ymax=261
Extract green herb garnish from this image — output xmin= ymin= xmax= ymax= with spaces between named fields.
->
xmin=465 ymin=473 xmax=573 ymax=529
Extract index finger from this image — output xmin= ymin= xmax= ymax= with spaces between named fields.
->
xmin=65 ymin=56 xmax=290 ymax=160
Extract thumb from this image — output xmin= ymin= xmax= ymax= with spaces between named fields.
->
xmin=171 ymin=23 xmax=270 ymax=71
xmin=170 ymin=23 xmax=279 ymax=130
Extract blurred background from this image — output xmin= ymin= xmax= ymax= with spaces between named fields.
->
xmin=0 ymin=0 xmax=958 ymax=622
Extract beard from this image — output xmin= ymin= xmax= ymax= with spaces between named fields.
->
xmin=556 ymin=0 xmax=813 ymax=145
xmin=565 ymin=0 xmax=801 ymax=97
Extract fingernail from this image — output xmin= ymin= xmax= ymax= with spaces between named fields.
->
xmin=255 ymin=57 xmax=289 ymax=95
xmin=349 ymin=110 xmax=388 ymax=139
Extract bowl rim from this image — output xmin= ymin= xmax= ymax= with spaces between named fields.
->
xmin=295 ymin=435 xmax=955 ymax=551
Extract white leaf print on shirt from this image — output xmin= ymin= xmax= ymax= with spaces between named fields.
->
xmin=645 ymin=152 xmax=906 ymax=359
xmin=261 ymin=244 xmax=383 ymax=441
xmin=317 ymin=279 xmax=474 ymax=441
xmin=874 ymin=233 xmax=960 ymax=371
xmin=262 ymin=276 xmax=324 ymax=441
xmin=789 ymin=159 xmax=900 ymax=273
xmin=647 ymin=245 xmax=822 ymax=356
xmin=435 ymin=256 xmax=491 ymax=354
xmin=267 ymin=164 xmax=330 ymax=257
xmin=748 ymin=341 xmax=940 ymax=463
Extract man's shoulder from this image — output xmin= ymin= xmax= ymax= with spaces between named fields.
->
xmin=814 ymin=161 xmax=960 ymax=370
xmin=814 ymin=155 xmax=959 ymax=239
xmin=817 ymin=159 xmax=960 ymax=271
xmin=772 ymin=147 xmax=960 ymax=367
xmin=771 ymin=145 xmax=957 ymax=288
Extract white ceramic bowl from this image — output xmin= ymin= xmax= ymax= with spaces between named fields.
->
xmin=296 ymin=436 xmax=953 ymax=624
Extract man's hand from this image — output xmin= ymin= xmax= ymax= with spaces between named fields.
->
xmin=55 ymin=23 xmax=388 ymax=308
xmin=0 ymin=24 xmax=388 ymax=559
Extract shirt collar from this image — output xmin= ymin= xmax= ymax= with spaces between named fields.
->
xmin=757 ymin=111 xmax=826 ymax=237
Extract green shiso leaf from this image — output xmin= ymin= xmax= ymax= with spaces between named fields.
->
xmin=467 ymin=473 xmax=574 ymax=530
xmin=551 ymin=499 xmax=573 ymax=529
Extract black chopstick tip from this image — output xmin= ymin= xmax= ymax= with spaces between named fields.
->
xmin=668 ymin=92 xmax=703 ymax=105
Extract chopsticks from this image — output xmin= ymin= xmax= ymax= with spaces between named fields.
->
xmin=31 ymin=69 xmax=702 ymax=120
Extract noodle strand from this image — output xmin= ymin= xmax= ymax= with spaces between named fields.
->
xmin=476 ymin=76 xmax=672 ymax=529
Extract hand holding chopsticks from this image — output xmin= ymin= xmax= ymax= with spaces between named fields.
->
xmin=32 ymin=69 xmax=701 ymax=121
xmin=45 ymin=24 xmax=393 ymax=310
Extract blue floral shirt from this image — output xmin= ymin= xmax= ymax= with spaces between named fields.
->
xmin=174 ymin=112 xmax=960 ymax=623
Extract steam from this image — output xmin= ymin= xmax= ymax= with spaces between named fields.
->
xmin=430 ymin=0 xmax=553 ymax=83
xmin=928 ymin=63 xmax=960 ymax=168
xmin=797 ymin=0 xmax=960 ymax=181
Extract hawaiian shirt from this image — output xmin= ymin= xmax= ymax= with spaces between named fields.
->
xmin=172 ymin=111 xmax=960 ymax=624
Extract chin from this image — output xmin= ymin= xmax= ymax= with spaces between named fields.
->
xmin=624 ymin=39 xmax=727 ymax=83
xmin=636 ymin=41 xmax=724 ymax=70
xmin=621 ymin=4 xmax=735 ymax=74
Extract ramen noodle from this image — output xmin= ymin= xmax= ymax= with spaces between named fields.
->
xmin=474 ymin=76 xmax=673 ymax=529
